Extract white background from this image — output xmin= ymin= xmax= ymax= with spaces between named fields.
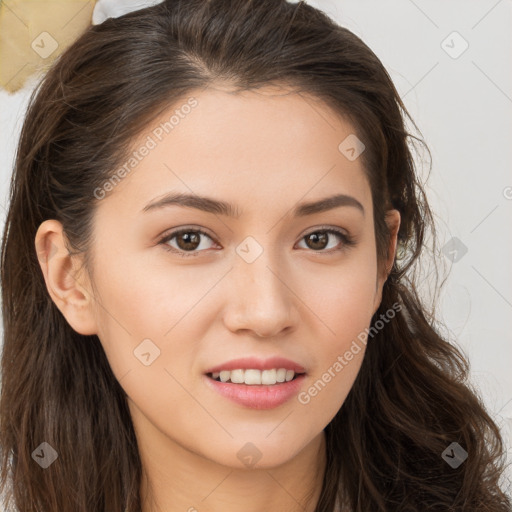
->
xmin=1 ymin=0 xmax=511 ymax=497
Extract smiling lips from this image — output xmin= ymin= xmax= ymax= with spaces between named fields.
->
xmin=205 ymin=356 xmax=306 ymax=385
xmin=203 ymin=356 xmax=307 ymax=409
xmin=209 ymin=368 xmax=299 ymax=385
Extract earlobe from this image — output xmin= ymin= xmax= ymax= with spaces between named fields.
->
xmin=34 ymin=219 xmax=98 ymax=336
xmin=385 ymin=209 xmax=401 ymax=278
xmin=371 ymin=209 xmax=401 ymax=316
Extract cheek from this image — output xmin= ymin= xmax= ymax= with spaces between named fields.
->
xmin=297 ymin=254 xmax=376 ymax=412
xmin=91 ymin=256 xmax=215 ymax=394
xmin=301 ymin=250 xmax=377 ymax=342
xmin=89 ymin=266 xmax=172 ymax=378
xmin=299 ymin=298 xmax=370 ymax=427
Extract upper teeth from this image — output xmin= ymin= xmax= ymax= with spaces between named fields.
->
xmin=211 ymin=368 xmax=297 ymax=385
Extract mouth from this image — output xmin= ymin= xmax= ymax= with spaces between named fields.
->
xmin=206 ymin=368 xmax=305 ymax=385
xmin=203 ymin=369 xmax=307 ymax=409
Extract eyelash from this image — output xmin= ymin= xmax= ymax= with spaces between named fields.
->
xmin=157 ymin=226 xmax=357 ymax=258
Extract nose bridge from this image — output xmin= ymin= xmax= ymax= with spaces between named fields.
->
xmin=224 ymin=237 xmax=298 ymax=337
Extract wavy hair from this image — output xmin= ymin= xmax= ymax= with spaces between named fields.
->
xmin=1 ymin=0 xmax=510 ymax=510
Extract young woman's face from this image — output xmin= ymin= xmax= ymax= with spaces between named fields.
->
xmin=76 ymin=85 xmax=397 ymax=468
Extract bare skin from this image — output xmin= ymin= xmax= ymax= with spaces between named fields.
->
xmin=35 ymin=84 xmax=400 ymax=512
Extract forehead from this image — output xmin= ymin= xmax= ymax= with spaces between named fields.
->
xmin=96 ymin=84 xmax=372 ymax=221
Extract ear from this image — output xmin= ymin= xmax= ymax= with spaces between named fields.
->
xmin=34 ymin=219 xmax=98 ymax=335
xmin=372 ymin=209 xmax=401 ymax=316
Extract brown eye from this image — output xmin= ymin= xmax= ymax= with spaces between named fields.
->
xmin=159 ymin=228 xmax=216 ymax=257
xmin=175 ymin=231 xmax=201 ymax=251
xmin=159 ymin=226 xmax=356 ymax=258
xmin=297 ymin=228 xmax=354 ymax=253
xmin=304 ymin=232 xmax=329 ymax=250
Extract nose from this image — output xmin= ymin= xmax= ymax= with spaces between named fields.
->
xmin=222 ymin=252 xmax=300 ymax=338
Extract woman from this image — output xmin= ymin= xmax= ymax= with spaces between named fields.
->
xmin=1 ymin=0 xmax=510 ymax=510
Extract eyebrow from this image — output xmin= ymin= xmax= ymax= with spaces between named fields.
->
xmin=142 ymin=192 xmax=365 ymax=218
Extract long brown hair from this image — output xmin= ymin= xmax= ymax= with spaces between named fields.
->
xmin=1 ymin=0 xmax=510 ymax=510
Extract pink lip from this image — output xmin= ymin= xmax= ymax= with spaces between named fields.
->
xmin=203 ymin=373 xmax=306 ymax=410
xmin=204 ymin=356 xmax=306 ymax=374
